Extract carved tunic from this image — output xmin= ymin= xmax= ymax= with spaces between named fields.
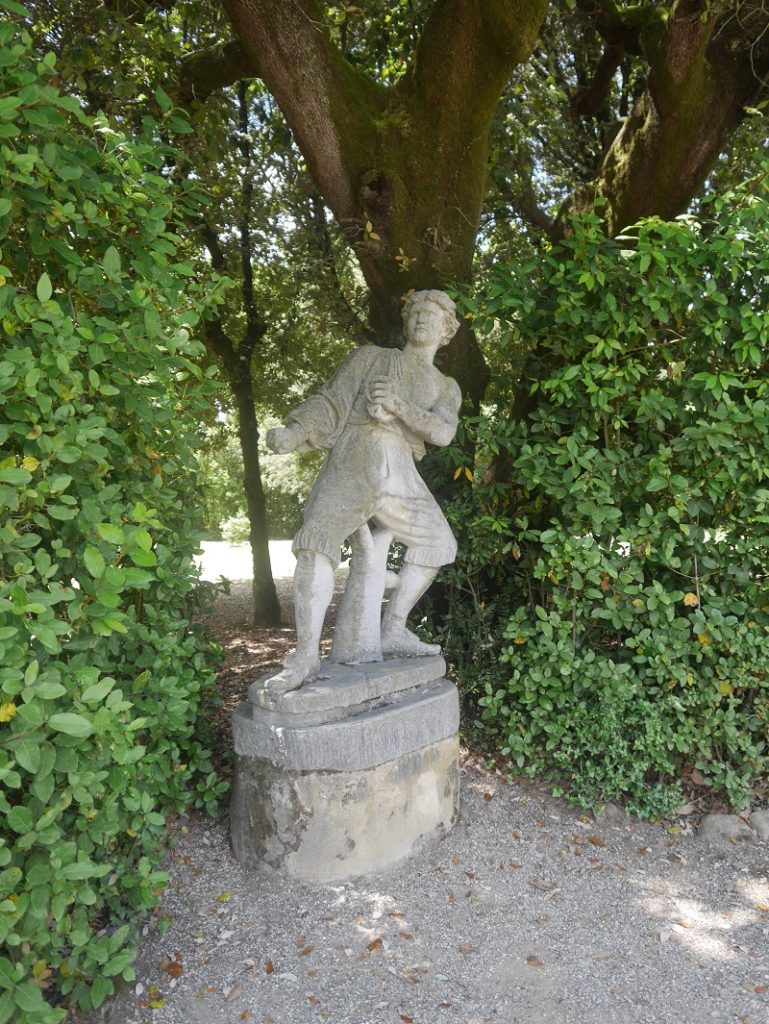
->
xmin=286 ymin=345 xmax=460 ymax=567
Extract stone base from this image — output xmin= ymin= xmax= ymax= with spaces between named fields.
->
xmin=230 ymin=656 xmax=459 ymax=882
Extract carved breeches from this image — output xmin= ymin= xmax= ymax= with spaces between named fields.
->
xmin=292 ymin=425 xmax=457 ymax=568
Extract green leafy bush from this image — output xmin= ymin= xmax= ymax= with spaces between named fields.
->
xmin=445 ymin=173 xmax=769 ymax=817
xmin=0 ymin=13 xmax=227 ymax=1020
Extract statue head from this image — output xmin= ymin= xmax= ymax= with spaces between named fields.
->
xmin=402 ymin=289 xmax=460 ymax=349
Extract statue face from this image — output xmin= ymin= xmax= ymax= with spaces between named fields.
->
xmin=404 ymin=299 xmax=451 ymax=347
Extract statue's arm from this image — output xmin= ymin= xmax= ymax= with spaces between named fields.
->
xmin=381 ymin=376 xmax=461 ymax=447
xmin=267 ymin=347 xmax=374 ymax=454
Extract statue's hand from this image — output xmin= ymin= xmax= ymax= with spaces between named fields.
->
xmin=266 ymin=424 xmax=306 ymax=454
xmin=367 ymin=376 xmax=400 ymax=416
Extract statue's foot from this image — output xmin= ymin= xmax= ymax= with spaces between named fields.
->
xmin=381 ymin=626 xmax=440 ymax=658
xmin=264 ymin=651 xmax=321 ymax=698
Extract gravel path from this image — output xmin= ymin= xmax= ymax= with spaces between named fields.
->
xmin=82 ymin=545 xmax=769 ymax=1024
xmin=94 ymin=776 xmax=769 ymax=1024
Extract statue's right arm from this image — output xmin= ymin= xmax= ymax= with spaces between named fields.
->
xmin=265 ymin=423 xmax=309 ymax=454
xmin=282 ymin=347 xmax=374 ymax=450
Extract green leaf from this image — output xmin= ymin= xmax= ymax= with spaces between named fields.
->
xmin=81 ymin=678 xmax=115 ymax=703
xmin=36 ymin=272 xmax=52 ymax=302
xmin=128 ymin=545 xmax=157 ymax=567
xmin=14 ymin=738 xmax=40 ymax=774
xmin=96 ymin=522 xmax=124 ymax=545
xmin=83 ymin=545 xmax=106 ymax=578
xmin=0 ymin=467 xmax=31 ymax=485
xmin=102 ymin=246 xmax=121 ymax=279
xmin=48 ymin=713 xmax=93 ymax=738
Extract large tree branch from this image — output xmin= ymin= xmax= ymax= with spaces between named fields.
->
xmin=559 ymin=0 xmax=769 ymax=235
xmin=178 ymin=39 xmax=257 ymax=105
xmin=409 ymin=0 xmax=549 ymax=116
xmin=220 ymin=0 xmax=381 ymax=224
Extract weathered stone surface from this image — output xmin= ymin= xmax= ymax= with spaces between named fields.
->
xmin=230 ymin=735 xmax=459 ymax=883
xmin=231 ymin=658 xmax=460 ymax=881
xmin=233 ymin=678 xmax=458 ymax=772
xmin=749 ymin=809 xmax=769 ymax=841
xmin=699 ymin=813 xmax=756 ymax=844
xmin=249 ymin=654 xmax=447 ymax=715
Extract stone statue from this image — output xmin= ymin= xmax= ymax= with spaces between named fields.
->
xmin=264 ymin=289 xmax=461 ymax=697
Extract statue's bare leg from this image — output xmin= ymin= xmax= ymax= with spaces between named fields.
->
xmin=266 ymin=550 xmax=334 ymax=697
xmin=381 ymin=563 xmax=441 ymax=657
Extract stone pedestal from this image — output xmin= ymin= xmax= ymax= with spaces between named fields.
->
xmin=230 ymin=655 xmax=459 ymax=883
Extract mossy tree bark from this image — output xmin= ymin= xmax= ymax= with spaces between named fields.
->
xmin=183 ymin=0 xmax=549 ymax=407
xmin=559 ymin=0 xmax=769 ymax=235
xmin=181 ymin=0 xmax=769 ymax=411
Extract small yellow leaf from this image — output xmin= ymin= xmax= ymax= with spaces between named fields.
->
xmin=464 ymin=466 xmax=473 ymax=482
xmin=683 ymin=592 xmax=699 ymax=607
xmin=697 ymin=633 xmax=711 ymax=646
xmin=513 ymin=636 xmax=526 ymax=645
xmin=365 ymin=221 xmax=373 ymax=233
xmin=369 ymin=231 xmax=381 ymax=240
xmin=718 ymin=681 xmax=733 ymax=696
xmin=756 ymin=902 xmax=769 ymax=912
xmin=217 ymin=891 xmax=233 ymax=902
xmin=21 ymin=456 xmax=39 ymax=472
xmin=453 ymin=466 xmax=463 ymax=480
xmin=0 ymin=703 xmax=17 ymax=724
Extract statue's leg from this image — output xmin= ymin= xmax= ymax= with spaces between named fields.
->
xmin=380 ymin=563 xmax=441 ymax=657
xmin=331 ymin=525 xmax=392 ymax=663
xmin=265 ymin=550 xmax=334 ymax=697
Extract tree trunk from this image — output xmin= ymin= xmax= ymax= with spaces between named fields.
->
xmin=232 ymin=370 xmax=282 ymax=627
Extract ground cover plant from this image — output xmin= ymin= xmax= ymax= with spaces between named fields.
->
xmin=443 ymin=169 xmax=769 ymax=818
xmin=0 ymin=10 xmax=227 ymax=1020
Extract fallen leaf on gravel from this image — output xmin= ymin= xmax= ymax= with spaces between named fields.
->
xmin=225 ymin=984 xmax=243 ymax=1002
xmin=299 ymin=946 xmax=314 ymax=956
xmin=448 ymin=892 xmax=456 ymax=905
xmin=264 ymin=960 xmax=274 ymax=974
xmin=160 ymin=959 xmax=183 ymax=978
xmin=526 ymin=957 xmax=544 ymax=968
xmin=367 ymin=937 xmax=384 ymax=952
xmin=307 ymin=970 xmax=318 ymax=978
xmin=756 ymin=902 xmax=769 ymax=912
xmin=400 ymin=931 xmax=414 ymax=940
xmin=639 ymin=847 xmax=649 ymax=856
xmin=588 ymin=836 xmax=605 ymax=847
xmin=509 ymin=863 xmax=522 ymax=869
xmin=452 ymin=855 xmax=461 ymax=865
xmin=438 ymin=1003 xmax=452 ymax=1009
xmin=389 ymin=911 xmax=405 ymax=918
xmin=483 ymin=793 xmax=493 ymax=801
xmin=240 ymin=1012 xmax=251 ymax=1020
xmin=674 ymin=802 xmax=696 ymax=815
xmin=465 ymin=871 xmax=477 ymax=880
xmin=308 ymin=996 xmax=321 ymax=1006
xmin=459 ymin=943 xmax=478 ymax=954
xmin=400 ymin=1016 xmax=414 ymax=1023
xmin=217 ymin=891 xmax=233 ymax=902
xmin=295 ymin=935 xmax=306 ymax=946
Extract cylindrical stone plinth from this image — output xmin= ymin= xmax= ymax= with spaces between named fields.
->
xmin=230 ymin=656 xmax=459 ymax=882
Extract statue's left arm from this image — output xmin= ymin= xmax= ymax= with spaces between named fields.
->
xmin=373 ymin=375 xmax=461 ymax=447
